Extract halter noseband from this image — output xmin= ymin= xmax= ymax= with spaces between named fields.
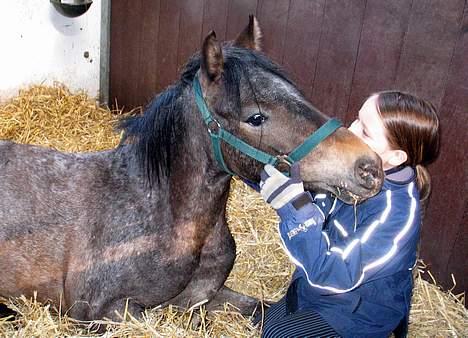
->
xmin=192 ymin=76 xmax=342 ymax=175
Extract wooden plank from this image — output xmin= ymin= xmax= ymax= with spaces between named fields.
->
xmin=123 ymin=2 xmax=144 ymax=108
xmin=345 ymin=0 xmax=412 ymax=124
xmin=281 ymin=0 xmax=326 ymax=100
xmin=177 ymin=0 xmax=204 ymax=73
xmin=201 ymin=0 xmax=229 ymax=41
xmin=310 ymin=0 xmax=366 ymax=120
xmin=420 ymin=3 xmax=468 ymax=294
xmin=109 ymin=1 xmax=125 ymax=107
xmin=155 ymin=0 xmax=182 ymax=94
xmin=446 ymin=210 xmax=467 ymax=294
xmin=139 ymin=0 xmax=161 ymax=105
xmin=226 ymin=0 xmax=258 ymax=40
xmin=109 ymin=1 xmax=143 ymax=108
xmin=395 ymin=0 xmax=465 ymax=108
xmin=256 ymin=0 xmax=290 ymax=64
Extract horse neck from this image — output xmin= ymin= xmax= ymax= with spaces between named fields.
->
xmin=166 ymin=90 xmax=232 ymax=226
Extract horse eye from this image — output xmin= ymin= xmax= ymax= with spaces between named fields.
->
xmin=246 ymin=113 xmax=266 ymax=127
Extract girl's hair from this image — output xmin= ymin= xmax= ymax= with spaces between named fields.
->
xmin=374 ymin=91 xmax=440 ymax=209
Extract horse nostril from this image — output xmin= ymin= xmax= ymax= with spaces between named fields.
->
xmin=355 ymin=158 xmax=382 ymax=190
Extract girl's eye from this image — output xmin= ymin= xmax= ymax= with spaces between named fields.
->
xmin=246 ymin=113 xmax=267 ymax=127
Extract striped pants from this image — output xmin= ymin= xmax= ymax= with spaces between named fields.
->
xmin=259 ymin=297 xmax=341 ymax=338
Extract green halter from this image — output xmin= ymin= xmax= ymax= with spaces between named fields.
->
xmin=192 ymin=76 xmax=342 ymax=175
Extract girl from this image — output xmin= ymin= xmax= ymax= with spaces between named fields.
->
xmin=256 ymin=91 xmax=440 ymax=338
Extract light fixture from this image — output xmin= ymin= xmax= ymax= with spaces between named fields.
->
xmin=50 ymin=0 xmax=93 ymax=18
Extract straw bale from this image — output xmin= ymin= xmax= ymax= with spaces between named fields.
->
xmin=0 ymin=84 xmax=466 ymax=337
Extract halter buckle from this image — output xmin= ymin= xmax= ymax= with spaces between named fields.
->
xmin=275 ymin=154 xmax=293 ymax=174
xmin=207 ymin=119 xmax=221 ymax=135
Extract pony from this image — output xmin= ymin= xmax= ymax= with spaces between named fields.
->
xmin=0 ymin=16 xmax=383 ymax=322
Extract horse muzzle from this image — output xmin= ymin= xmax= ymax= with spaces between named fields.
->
xmin=336 ymin=156 xmax=384 ymax=204
xmin=355 ymin=156 xmax=384 ymax=193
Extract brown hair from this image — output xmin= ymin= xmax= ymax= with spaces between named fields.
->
xmin=374 ymin=91 xmax=440 ymax=208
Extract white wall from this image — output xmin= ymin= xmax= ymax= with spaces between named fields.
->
xmin=0 ymin=1 xmax=102 ymax=101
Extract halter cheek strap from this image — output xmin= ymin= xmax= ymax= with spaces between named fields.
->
xmin=192 ymin=76 xmax=342 ymax=175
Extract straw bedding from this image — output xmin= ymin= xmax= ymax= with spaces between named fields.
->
xmin=0 ymin=84 xmax=466 ymax=337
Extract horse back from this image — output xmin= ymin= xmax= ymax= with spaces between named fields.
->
xmin=0 ymin=140 xmax=137 ymax=304
xmin=0 ymin=140 xmax=119 ymax=215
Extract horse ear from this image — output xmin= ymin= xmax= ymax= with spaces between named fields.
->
xmin=201 ymin=31 xmax=224 ymax=82
xmin=233 ymin=15 xmax=262 ymax=51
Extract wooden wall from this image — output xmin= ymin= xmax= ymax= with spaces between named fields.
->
xmin=109 ymin=0 xmax=467 ymax=294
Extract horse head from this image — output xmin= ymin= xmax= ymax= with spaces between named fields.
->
xmin=196 ymin=16 xmax=383 ymax=203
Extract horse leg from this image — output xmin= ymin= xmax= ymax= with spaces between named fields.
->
xmin=205 ymin=285 xmax=263 ymax=316
xmin=162 ymin=216 xmax=259 ymax=315
xmin=97 ymin=298 xmax=146 ymax=321
xmin=67 ymin=297 xmax=145 ymax=332
xmin=92 ymin=298 xmax=146 ymax=333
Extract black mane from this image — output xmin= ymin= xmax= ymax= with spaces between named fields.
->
xmin=118 ymin=46 xmax=294 ymax=185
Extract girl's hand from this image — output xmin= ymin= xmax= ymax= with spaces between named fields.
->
xmin=260 ymin=163 xmax=305 ymax=209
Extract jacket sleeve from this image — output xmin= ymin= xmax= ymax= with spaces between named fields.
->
xmin=310 ymin=192 xmax=337 ymax=217
xmin=241 ymin=178 xmax=260 ymax=192
xmin=277 ymin=183 xmax=420 ymax=295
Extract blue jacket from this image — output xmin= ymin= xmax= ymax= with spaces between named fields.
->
xmin=276 ymin=166 xmax=420 ymax=338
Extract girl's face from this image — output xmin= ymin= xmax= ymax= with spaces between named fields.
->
xmin=349 ymin=95 xmax=406 ymax=170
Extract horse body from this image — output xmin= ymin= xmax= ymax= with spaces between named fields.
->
xmin=0 ymin=17 xmax=384 ymax=321
xmin=0 ymin=130 xmax=235 ymax=319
